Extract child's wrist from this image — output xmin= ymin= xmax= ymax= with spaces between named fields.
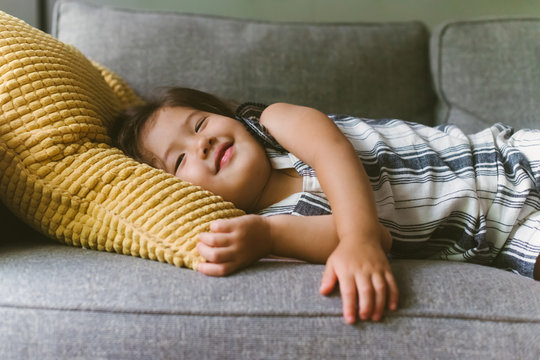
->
xmin=260 ymin=215 xmax=275 ymax=255
xmin=379 ymin=225 xmax=392 ymax=253
xmin=338 ymin=222 xmax=391 ymax=250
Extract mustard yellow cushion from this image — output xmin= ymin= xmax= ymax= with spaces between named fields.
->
xmin=0 ymin=11 xmax=244 ymax=269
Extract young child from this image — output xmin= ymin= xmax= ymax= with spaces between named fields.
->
xmin=112 ymin=87 xmax=540 ymax=324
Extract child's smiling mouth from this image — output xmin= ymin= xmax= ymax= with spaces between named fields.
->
xmin=215 ymin=142 xmax=234 ymax=173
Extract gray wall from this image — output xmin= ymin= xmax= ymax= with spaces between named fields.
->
xmin=2 ymin=0 xmax=540 ymax=32
xmin=0 ymin=0 xmax=42 ymax=28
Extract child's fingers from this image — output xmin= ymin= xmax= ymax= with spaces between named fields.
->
xmin=197 ymin=262 xmax=236 ymax=277
xmin=356 ymin=274 xmax=374 ymax=321
xmin=319 ymin=263 xmax=338 ymax=295
xmin=198 ymin=232 xmax=230 ymax=247
xmin=339 ymin=275 xmax=358 ymax=324
xmin=210 ymin=215 xmax=250 ymax=232
xmin=197 ymin=242 xmax=235 ymax=263
xmin=370 ymin=273 xmax=387 ymax=322
xmin=209 ymin=217 xmax=240 ymax=232
xmin=386 ymin=272 xmax=399 ymax=311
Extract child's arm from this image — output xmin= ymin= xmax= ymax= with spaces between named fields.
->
xmin=259 ymin=103 xmax=398 ymax=323
xmin=197 ymin=214 xmax=393 ymax=271
xmin=197 ymin=214 xmax=340 ymax=274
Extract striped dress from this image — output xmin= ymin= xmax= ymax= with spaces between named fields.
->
xmin=235 ymin=104 xmax=540 ymax=278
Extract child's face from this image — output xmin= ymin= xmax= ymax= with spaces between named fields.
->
xmin=139 ymin=106 xmax=271 ymax=212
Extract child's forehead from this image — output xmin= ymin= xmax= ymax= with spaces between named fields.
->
xmin=153 ymin=106 xmax=200 ymax=124
xmin=141 ymin=106 xmax=207 ymax=146
xmin=142 ymin=107 xmax=195 ymax=137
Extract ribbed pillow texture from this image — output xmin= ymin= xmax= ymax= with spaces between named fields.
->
xmin=0 ymin=11 xmax=244 ymax=269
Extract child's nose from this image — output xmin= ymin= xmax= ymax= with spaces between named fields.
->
xmin=198 ymin=136 xmax=216 ymax=158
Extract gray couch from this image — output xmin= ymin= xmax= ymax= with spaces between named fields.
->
xmin=1 ymin=1 xmax=539 ymax=359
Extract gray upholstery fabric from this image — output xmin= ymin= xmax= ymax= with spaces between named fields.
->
xmin=52 ymin=1 xmax=436 ymax=124
xmin=2 ymin=309 xmax=538 ymax=359
xmin=430 ymin=18 xmax=540 ymax=133
xmin=1 ymin=238 xmax=539 ymax=360
xmin=2 ymin=239 xmax=538 ymax=319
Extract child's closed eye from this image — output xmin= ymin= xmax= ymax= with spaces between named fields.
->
xmin=174 ymin=153 xmax=185 ymax=173
xmin=195 ymin=117 xmax=207 ymax=133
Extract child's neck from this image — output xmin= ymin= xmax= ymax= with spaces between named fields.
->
xmin=252 ymin=168 xmax=302 ymax=213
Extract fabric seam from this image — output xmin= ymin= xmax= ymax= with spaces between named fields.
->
xmin=1 ymin=303 xmax=538 ymax=324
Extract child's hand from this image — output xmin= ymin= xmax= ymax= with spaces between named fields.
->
xmin=319 ymin=229 xmax=399 ymax=324
xmin=196 ymin=215 xmax=272 ymax=276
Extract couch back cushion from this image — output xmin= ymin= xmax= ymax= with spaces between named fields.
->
xmin=431 ymin=18 xmax=540 ymax=132
xmin=52 ymin=0 xmax=436 ymax=124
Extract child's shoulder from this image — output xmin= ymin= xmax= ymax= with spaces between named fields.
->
xmin=234 ymin=102 xmax=286 ymax=153
xmin=235 ymin=102 xmax=268 ymax=121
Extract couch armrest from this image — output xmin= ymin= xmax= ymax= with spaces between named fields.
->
xmin=431 ymin=18 xmax=540 ymax=132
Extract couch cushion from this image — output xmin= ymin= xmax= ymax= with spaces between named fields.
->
xmin=52 ymin=0 xmax=436 ymax=124
xmin=1 ymin=238 xmax=539 ymax=359
xmin=431 ymin=18 xmax=540 ymax=133
xmin=0 ymin=10 xmax=243 ymax=269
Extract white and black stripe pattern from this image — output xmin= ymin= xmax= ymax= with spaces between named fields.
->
xmin=234 ymin=104 xmax=540 ymax=278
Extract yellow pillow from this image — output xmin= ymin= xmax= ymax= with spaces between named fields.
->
xmin=0 ymin=11 xmax=244 ymax=269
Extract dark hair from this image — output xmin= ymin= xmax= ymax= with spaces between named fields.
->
xmin=110 ymin=87 xmax=237 ymax=163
